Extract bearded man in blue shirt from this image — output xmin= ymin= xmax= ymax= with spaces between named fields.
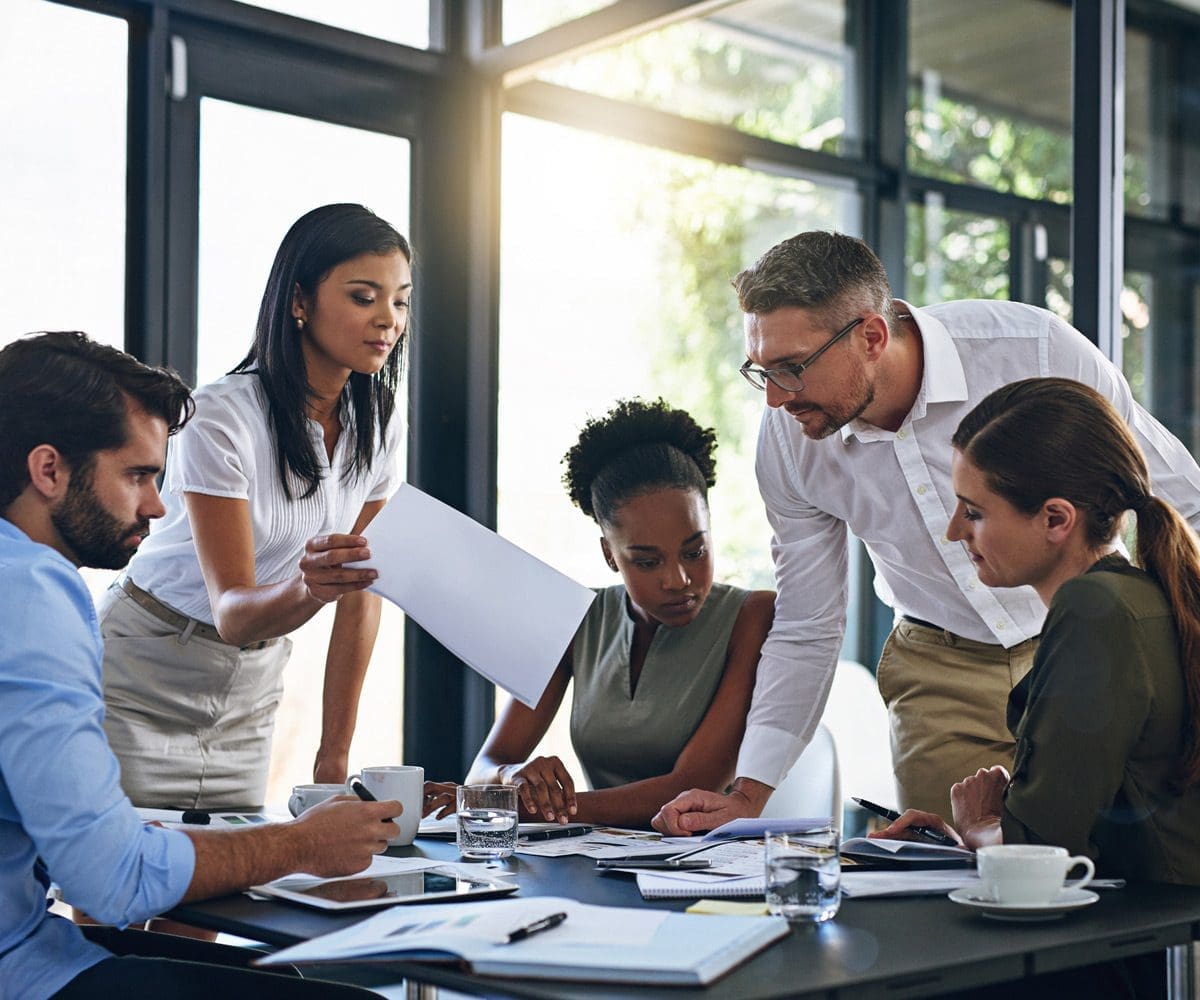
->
xmin=0 ymin=331 xmax=401 ymax=999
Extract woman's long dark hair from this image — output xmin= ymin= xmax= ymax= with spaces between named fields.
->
xmin=953 ymin=377 xmax=1200 ymax=787
xmin=233 ymin=203 xmax=411 ymax=499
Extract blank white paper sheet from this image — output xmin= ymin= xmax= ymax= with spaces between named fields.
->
xmin=355 ymin=483 xmax=595 ymax=707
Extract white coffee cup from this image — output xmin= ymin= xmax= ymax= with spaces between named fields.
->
xmin=287 ymin=783 xmax=346 ymax=817
xmin=348 ymin=765 xmax=424 ymax=847
xmin=976 ymin=844 xmax=1095 ymax=904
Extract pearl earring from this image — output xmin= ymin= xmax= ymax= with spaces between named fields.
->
xmin=296 ymin=317 xmax=305 ymax=330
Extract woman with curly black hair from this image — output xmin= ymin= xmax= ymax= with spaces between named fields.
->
xmin=464 ymin=398 xmax=774 ymax=828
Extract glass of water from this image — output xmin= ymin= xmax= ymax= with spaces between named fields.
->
xmin=764 ymin=826 xmax=841 ymax=923
xmin=456 ymin=784 xmax=519 ymax=859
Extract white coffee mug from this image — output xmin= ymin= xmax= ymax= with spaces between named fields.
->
xmin=976 ymin=844 xmax=1095 ymax=904
xmin=348 ymin=765 xmax=424 ymax=847
xmin=287 ymin=783 xmax=346 ymax=817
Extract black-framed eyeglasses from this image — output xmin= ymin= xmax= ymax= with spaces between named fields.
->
xmin=739 ymin=316 xmax=864 ymax=393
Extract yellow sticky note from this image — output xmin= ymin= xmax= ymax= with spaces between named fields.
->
xmin=686 ymin=899 xmax=770 ymax=916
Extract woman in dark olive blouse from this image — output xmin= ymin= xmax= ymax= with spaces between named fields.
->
xmin=879 ymin=377 xmax=1200 ymax=886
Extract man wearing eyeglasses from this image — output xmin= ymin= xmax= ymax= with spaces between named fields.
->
xmin=653 ymin=230 xmax=1200 ymax=834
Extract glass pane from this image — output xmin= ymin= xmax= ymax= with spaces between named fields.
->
xmin=906 ymin=198 xmax=1010 ymax=306
xmin=0 ymin=1 xmax=125 ymax=350
xmin=496 ymin=112 xmax=860 ymax=772
xmin=504 ymin=0 xmax=615 ymax=44
xmin=237 ymin=0 xmax=429 ymax=48
xmin=1122 ymin=273 xmax=1154 ymax=407
xmin=1124 ymin=27 xmax=1168 ymax=220
xmin=534 ymin=0 xmax=858 ymax=154
xmin=197 ymin=99 xmax=411 ymax=383
xmin=1046 ymin=257 xmax=1073 ymax=323
xmin=908 ymin=0 xmax=1071 ymax=203
xmin=198 ymin=98 xmax=411 ymax=805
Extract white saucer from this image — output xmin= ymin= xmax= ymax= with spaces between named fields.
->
xmin=948 ymin=882 xmax=1099 ymax=921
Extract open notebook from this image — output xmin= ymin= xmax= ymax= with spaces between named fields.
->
xmin=257 ymin=896 xmax=789 ymax=986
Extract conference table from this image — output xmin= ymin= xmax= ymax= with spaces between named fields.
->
xmin=171 ymin=838 xmax=1200 ymax=998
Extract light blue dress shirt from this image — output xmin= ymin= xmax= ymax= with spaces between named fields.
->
xmin=0 ymin=518 xmax=195 ymax=999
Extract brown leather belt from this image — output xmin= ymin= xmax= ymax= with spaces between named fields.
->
xmin=120 ymin=577 xmax=278 ymax=651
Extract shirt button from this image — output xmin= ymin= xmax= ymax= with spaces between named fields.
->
xmin=941 ymin=535 xmax=950 ymax=544
xmin=897 ymin=429 xmax=908 ymax=440
xmin=966 ymin=582 xmax=976 ymax=591
xmin=995 ymin=621 xmax=1006 ymax=631
xmin=917 ymin=484 xmax=927 ymax=496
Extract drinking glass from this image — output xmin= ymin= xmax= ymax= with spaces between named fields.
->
xmin=764 ymin=826 xmax=841 ymax=922
xmin=456 ymin=784 xmax=519 ymax=859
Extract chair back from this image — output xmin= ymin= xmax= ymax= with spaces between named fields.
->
xmin=759 ymin=722 xmax=841 ymax=830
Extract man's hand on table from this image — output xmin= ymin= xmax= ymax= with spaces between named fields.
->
xmin=651 ymin=777 xmax=773 ymax=836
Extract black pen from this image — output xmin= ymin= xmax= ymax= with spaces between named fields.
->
xmin=505 ymin=911 xmax=567 ymax=944
xmin=180 ymin=810 xmax=210 ymax=825
xmin=852 ymin=796 xmax=961 ymax=848
xmin=349 ymin=777 xmax=377 ymax=802
xmin=519 ymin=824 xmax=595 ymax=842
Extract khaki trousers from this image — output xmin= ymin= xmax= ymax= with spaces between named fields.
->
xmin=98 ymin=582 xmax=292 ymax=810
xmin=876 ymin=619 xmax=1038 ymax=820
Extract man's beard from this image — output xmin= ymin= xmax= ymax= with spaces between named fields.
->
xmin=51 ymin=464 xmax=149 ymax=570
xmin=788 ymin=367 xmax=875 ymax=440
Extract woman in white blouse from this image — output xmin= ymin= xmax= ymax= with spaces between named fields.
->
xmin=98 ymin=204 xmax=410 ymax=809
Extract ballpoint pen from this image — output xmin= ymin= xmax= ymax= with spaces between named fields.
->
xmin=504 ymin=911 xmax=568 ymax=944
xmin=349 ymin=777 xmax=377 ymax=802
xmin=852 ymin=796 xmax=961 ymax=847
xmin=519 ymin=824 xmax=595 ymax=842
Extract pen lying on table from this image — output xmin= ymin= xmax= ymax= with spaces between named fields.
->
xmin=504 ymin=911 xmax=567 ymax=944
xmin=852 ymin=796 xmax=961 ymax=847
xmin=519 ymin=824 xmax=595 ymax=842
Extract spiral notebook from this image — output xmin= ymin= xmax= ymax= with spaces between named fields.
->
xmin=637 ymin=873 xmax=765 ymax=900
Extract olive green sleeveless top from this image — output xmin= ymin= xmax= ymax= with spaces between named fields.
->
xmin=569 ymin=582 xmax=749 ymax=790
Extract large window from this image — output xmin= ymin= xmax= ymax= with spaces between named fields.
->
xmin=533 ymin=0 xmax=858 ymax=153
xmin=0 ymin=1 xmax=126 ymax=349
xmin=908 ymin=0 xmax=1072 ymax=203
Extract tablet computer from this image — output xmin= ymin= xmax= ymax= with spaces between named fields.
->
xmin=253 ymin=867 xmax=518 ymax=912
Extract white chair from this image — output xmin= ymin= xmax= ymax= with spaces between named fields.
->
xmin=821 ymin=659 xmax=894 ymax=809
xmin=759 ymin=722 xmax=841 ymax=828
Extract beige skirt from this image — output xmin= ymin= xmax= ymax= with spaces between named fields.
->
xmin=98 ymin=581 xmax=292 ymax=810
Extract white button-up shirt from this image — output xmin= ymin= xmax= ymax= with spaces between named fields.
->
xmin=739 ymin=299 xmax=1200 ymax=787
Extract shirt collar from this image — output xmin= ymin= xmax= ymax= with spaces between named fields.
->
xmin=840 ymin=299 xmax=969 ymax=442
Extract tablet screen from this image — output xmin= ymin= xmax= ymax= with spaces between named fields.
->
xmin=277 ymin=868 xmax=514 ymax=908
xmin=288 ymin=869 xmax=475 ymax=902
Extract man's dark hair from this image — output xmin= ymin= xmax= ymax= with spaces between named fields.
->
xmin=0 ymin=331 xmax=194 ymax=509
xmin=733 ymin=231 xmax=898 ymax=332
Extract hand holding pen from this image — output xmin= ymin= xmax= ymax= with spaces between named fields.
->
xmin=853 ymin=797 xmax=963 ymax=848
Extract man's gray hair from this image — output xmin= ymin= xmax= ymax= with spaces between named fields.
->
xmin=733 ymin=231 xmax=897 ymax=329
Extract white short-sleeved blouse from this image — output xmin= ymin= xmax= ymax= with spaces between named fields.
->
xmin=128 ymin=372 xmax=402 ymax=623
